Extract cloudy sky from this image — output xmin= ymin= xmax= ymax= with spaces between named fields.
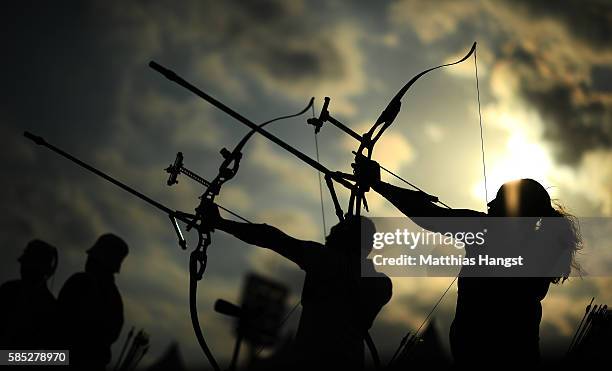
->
xmin=2 ymin=0 xmax=611 ymax=368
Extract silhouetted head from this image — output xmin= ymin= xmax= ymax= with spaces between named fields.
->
xmin=325 ymin=216 xmax=376 ymax=257
xmin=487 ymin=179 xmax=554 ymax=217
xmin=85 ymin=234 xmax=129 ymax=274
xmin=488 ymin=179 xmax=583 ymax=283
xmin=18 ymin=239 xmax=58 ymax=283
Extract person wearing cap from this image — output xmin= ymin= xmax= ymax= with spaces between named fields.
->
xmin=57 ymin=234 xmax=128 ymax=370
xmin=0 ymin=239 xmax=58 ymax=349
xmin=354 ymin=158 xmax=582 ymax=366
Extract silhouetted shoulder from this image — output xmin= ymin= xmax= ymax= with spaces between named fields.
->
xmin=0 ymin=280 xmax=56 ymax=303
xmin=366 ymin=274 xmax=393 ymax=304
xmin=291 ymin=240 xmax=325 ymax=272
xmin=379 ymin=275 xmax=393 ymax=302
xmin=0 ymin=280 xmax=21 ymax=293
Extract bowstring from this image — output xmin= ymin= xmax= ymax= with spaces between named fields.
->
xmin=254 ymin=103 xmax=328 ymax=359
xmin=393 ymin=44 xmax=488 ymax=365
xmin=417 ymin=44 xmax=488 ymax=333
xmin=475 ymin=46 xmax=488 ymax=207
xmin=312 ymin=103 xmax=328 ymax=238
xmin=379 ymin=164 xmax=452 ymax=209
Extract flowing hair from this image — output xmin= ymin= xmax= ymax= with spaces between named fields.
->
xmin=497 ymin=179 xmax=584 ymax=283
xmin=549 ymin=200 xmax=583 ymax=284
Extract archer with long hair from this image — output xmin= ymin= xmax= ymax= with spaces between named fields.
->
xmin=356 ymin=157 xmax=582 ymax=365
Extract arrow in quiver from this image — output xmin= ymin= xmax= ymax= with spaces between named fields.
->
xmin=567 ymin=300 xmax=611 ymax=363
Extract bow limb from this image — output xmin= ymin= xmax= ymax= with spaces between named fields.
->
xmin=232 ymin=97 xmax=314 ymax=155
xmin=195 ymin=97 xmax=315 ymax=224
xmin=350 ymin=42 xmax=477 ymax=215
xmin=202 ymin=97 xmax=315 ymax=207
xmin=185 ymin=98 xmax=315 ymax=371
xmin=365 ymin=42 xmax=477 ymax=155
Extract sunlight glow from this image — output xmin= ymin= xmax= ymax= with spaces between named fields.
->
xmin=472 ymin=129 xmax=553 ymax=204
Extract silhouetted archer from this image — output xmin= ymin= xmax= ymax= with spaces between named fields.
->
xmin=355 ymin=154 xmax=582 ymax=366
xmin=0 ymin=240 xmax=58 ymax=350
xmin=203 ymin=205 xmax=392 ymax=370
xmin=57 ymin=234 xmax=129 ymax=371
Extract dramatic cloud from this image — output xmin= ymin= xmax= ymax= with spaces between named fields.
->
xmin=390 ymin=0 xmax=612 ymax=218
xmin=391 ymin=0 xmax=612 ymax=195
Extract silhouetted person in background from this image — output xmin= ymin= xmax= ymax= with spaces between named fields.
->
xmin=355 ymin=157 xmax=581 ymax=366
xmin=58 ymin=234 xmax=129 ymax=370
xmin=204 ymin=205 xmax=392 ymax=370
xmin=0 ymin=240 xmax=58 ymax=349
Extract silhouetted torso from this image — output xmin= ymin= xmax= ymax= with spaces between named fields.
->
xmin=404 ymin=214 xmax=556 ymax=365
xmin=212 ymin=216 xmax=391 ymax=369
xmin=364 ymin=176 xmax=575 ymax=366
xmin=0 ymin=279 xmax=57 ymax=349
xmin=57 ymin=272 xmax=123 ymax=369
xmin=293 ymin=247 xmax=391 ymax=369
xmin=451 ymin=236 xmax=551 ymax=366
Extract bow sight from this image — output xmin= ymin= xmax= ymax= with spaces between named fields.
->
xmin=165 ymin=151 xmax=248 ymax=223
xmin=166 ymin=152 xmax=210 ymax=187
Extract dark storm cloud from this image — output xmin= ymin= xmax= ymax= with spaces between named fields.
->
xmin=504 ymin=44 xmax=612 ymax=164
xmin=492 ymin=0 xmax=612 ymax=165
xmin=115 ymin=0 xmax=357 ymax=98
xmin=592 ymin=66 xmax=612 ymax=93
xmin=0 ymin=0 xmax=357 ymax=264
xmin=2 ymin=0 xmax=358 ymax=163
xmin=496 ymin=30 xmax=612 ymax=164
xmin=252 ymin=40 xmax=341 ymax=81
xmin=0 ymin=123 xmax=103 ymax=277
xmin=525 ymin=85 xmax=611 ymax=164
xmin=2 ymin=1 xmax=124 ymax=149
xmin=391 ymin=0 xmax=612 ymax=165
xmin=512 ymin=0 xmax=612 ymax=49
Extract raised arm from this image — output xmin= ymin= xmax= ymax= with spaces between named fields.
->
xmin=372 ymin=180 xmax=485 ymax=233
xmin=372 ymin=181 xmax=482 ymax=218
xmin=353 ymin=156 xmax=485 ymax=233
xmin=208 ymin=205 xmax=322 ymax=270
